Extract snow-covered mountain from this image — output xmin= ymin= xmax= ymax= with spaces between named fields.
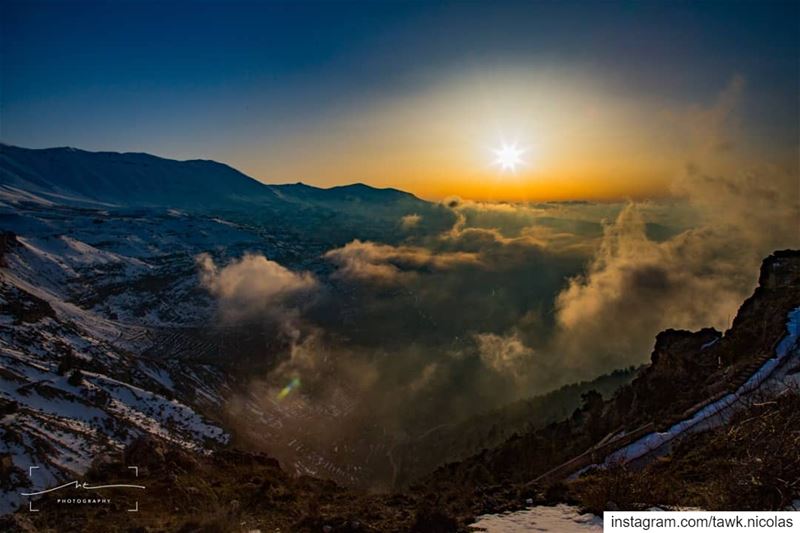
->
xmin=0 ymin=144 xmax=278 ymax=208
xmin=0 ymin=144 xmax=428 ymax=213
xmin=0 ymin=145 xmax=447 ymax=515
xmin=0 ymin=196 xmax=248 ymax=514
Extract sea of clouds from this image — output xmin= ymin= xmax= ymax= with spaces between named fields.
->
xmin=196 ymin=76 xmax=799 ymax=463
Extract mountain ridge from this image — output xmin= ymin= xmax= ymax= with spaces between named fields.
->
xmin=0 ymin=143 xmax=423 ymax=209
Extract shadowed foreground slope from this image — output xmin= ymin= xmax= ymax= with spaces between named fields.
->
xmin=4 ymin=251 xmax=798 ymax=532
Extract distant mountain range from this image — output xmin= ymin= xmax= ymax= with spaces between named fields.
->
xmin=0 ymin=144 xmax=419 ymax=210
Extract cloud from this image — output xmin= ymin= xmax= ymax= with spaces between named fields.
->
xmin=550 ymin=77 xmax=799 ymax=379
xmin=552 ymin=204 xmax=747 ymax=375
xmin=197 ymin=252 xmax=318 ymax=321
xmin=323 ymin=239 xmax=480 ymax=284
xmin=407 ymin=362 xmax=439 ymax=393
xmin=400 ymin=213 xmax=422 ymax=230
xmin=474 ymin=331 xmax=535 ymax=377
xmin=674 ymin=166 xmax=799 ymax=250
xmin=436 ymin=209 xmax=600 ymax=257
xmin=684 ymin=74 xmax=745 ymax=156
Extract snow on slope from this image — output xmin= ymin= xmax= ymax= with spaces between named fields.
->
xmin=0 ymin=294 xmax=230 ymax=514
xmin=600 ymin=306 xmax=800 ymax=467
xmin=470 ymin=504 xmax=602 ymax=532
xmin=0 ymin=144 xmax=277 ymax=208
xmin=0 ymin=178 xmax=352 ymax=515
xmin=0 ymin=201 xmax=271 ymax=515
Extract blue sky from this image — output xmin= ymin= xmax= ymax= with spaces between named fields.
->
xmin=1 ymin=0 xmax=797 ymax=197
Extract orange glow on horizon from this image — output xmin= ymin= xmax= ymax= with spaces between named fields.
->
xmin=231 ymin=70 xmax=776 ymax=204
xmin=248 ymin=157 xmax=677 ymax=203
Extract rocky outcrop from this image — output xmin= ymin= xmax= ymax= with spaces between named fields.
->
xmin=759 ymin=249 xmax=800 ymax=290
xmin=0 ymin=285 xmax=55 ymax=324
xmin=720 ymin=249 xmax=800 ymax=366
xmin=0 ymin=231 xmax=19 ymax=267
xmin=622 ymin=250 xmax=800 ymax=424
xmin=649 ymin=327 xmax=720 ymax=368
xmin=421 ymin=250 xmax=800 ymax=493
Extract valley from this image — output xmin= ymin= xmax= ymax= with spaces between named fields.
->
xmin=0 ymin=144 xmax=798 ymax=532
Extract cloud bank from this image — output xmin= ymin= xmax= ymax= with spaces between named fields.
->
xmin=551 ymin=75 xmax=799 ymax=379
xmin=197 ymin=75 xmax=798 ymax=488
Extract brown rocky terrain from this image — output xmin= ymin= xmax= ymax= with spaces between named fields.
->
xmin=5 ymin=250 xmax=799 ymax=532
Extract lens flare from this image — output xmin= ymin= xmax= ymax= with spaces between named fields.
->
xmin=277 ymin=377 xmax=301 ymax=400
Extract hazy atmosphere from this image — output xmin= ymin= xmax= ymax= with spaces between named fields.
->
xmin=1 ymin=1 xmax=798 ymax=530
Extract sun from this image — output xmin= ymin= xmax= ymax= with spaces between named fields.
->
xmin=492 ymin=143 xmax=525 ymax=172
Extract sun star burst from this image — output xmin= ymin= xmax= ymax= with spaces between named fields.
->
xmin=492 ymin=143 xmax=525 ymax=172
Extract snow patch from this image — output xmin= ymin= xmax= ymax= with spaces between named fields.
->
xmin=470 ymin=505 xmax=602 ymax=532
